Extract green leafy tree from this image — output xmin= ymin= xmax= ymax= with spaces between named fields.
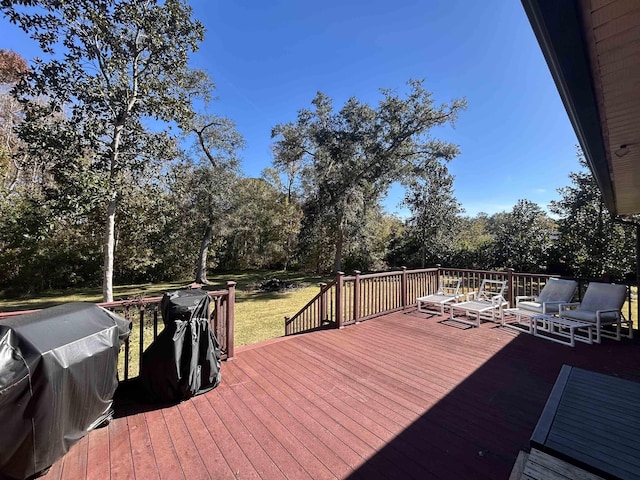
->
xmin=272 ymin=79 xmax=466 ymax=272
xmin=344 ymin=208 xmax=404 ymax=272
xmin=451 ymin=214 xmax=495 ymax=269
xmin=550 ymin=150 xmax=637 ymax=278
xmin=261 ymin=167 xmax=303 ymax=271
xmin=164 ymin=159 xmax=238 ymax=279
xmin=181 ymin=110 xmax=244 ymax=284
xmin=491 ymin=199 xmax=555 ymax=272
xmin=402 ymin=161 xmax=463 ymax=267
xmin=0 ymin=49 xmax=28 ymax=192
xmin=2 ymin=0 xmax=206 ymax=301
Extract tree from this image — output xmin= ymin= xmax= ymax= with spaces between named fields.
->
xmin=0 ymin=49 xmax=28 ymax=191
xmin=492 ymin=199 xmax=554 ymax=272
xmin=180 ymin=110 xmax=244 ymax=284
xmin=2 ymin=0 xmax=206 ymax=301
xmin=272 ymin=79 xmax=466 ymax=272
xmin=0 ymin=49 xmax=28 ymax=84
xmin=402 ymin=161 xmax=463 ymax=267
xmin=450 ymin=214 xmax=495 ymax=269
xmin=550 ymin=149 xmax=637 ymax=278
xmin=261 ymin=167 xmax=303 ymax=270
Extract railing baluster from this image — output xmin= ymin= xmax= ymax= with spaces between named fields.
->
xmin=139 ymin=307 xmax=144 ymax=373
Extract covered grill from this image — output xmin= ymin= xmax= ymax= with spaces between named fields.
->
xmin=139 ymin=288 xmax=221 ymax=403
xmin=0 ymin=303 xmax=130 ymax=480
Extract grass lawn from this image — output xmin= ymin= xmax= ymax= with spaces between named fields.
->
xmin=0 ymin=270 xmax=332 ymax=347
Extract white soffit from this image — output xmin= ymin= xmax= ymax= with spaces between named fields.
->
xmin=581 ymin=0 xmax=640 ymax=215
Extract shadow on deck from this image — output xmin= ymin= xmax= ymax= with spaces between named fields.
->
xmin=40 ymin=309 xmax=640 ymax=480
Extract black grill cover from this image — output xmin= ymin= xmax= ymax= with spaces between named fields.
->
xmin=0 ymin=303 xmax=130 ymax=480
xmin=139 ymin=289 xmax=221 ymax=403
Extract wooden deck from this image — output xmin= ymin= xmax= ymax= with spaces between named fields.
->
xmin=40 ymin=310 xmax=640 ymax=480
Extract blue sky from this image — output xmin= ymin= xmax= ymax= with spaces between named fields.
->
xmin=2 ymin=0 xmax=579 ymax=218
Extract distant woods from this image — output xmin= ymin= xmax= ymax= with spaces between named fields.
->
xmin=0 ymin=39 xmax=637 ymax=296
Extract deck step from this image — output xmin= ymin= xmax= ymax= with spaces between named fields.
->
xmin=509 ymin=450 xmax=529 ymax=480
xmin=511 ymin=448 xmax=604 ymax=480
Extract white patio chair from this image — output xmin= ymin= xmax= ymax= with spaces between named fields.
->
xmin=448 ymin=279 xmax=508 ymax=327
xmin=417 ymin=278 xmax=462 ymax=316
xmin=516 ymin=278 xmax=578 ymax=314
xmin=558 ymin=282 xmax=633 ymax=343
xmin=503 ymin=278 xmax=578 ymax=333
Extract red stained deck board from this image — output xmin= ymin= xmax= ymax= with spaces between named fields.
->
xmin=36 ymin=309 xmax=640 ymax=480
xmin=59 ymin=434 xmax=88 ymax=479
xmin=277 ymin=337 xmax=508 ymax=448
xmin=266 ymin=344 xmax=504 ymax=480
xmin=108 ymin=416 xmax=135 ymax=480
xmin=175 ymin=401 xmax=237 ymax=480
xmin=287 ymin=330 xmax=529 ymax=448
xmin=230 ymin=353 xmax=365 ymax=470
xmin=126 ymin=412 xmax=159 ymax=480
xmin=260 ymin=337 xmax=498 ymax=480
xmin=85 ymin=426 xmax=110 ymax=480
xmin=240 ymin=348 xmax=437 ymax=480
xmin=206 ymin=386 xmax=286 ymax=480
xmin=224 ymin=363 xmax=353 ymax=479
xmin=189 ymin=393 xmax=262 ymax=479
xmin=222 ymin=366 xmax=335 ymax=478
xmin=144 ymin=408 xmax=185 ymax=480
xmin=161 ymin=405 xmax=210 ymax=479
xmin=215 ymin=374 xmax=313 ymax=480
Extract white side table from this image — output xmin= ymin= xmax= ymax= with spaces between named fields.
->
xmin=532 ymin=315 xmax=593 ymax=347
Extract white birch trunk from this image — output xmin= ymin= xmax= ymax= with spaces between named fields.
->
xmin=195 ymin=223 xmax=212 ymax=284
xmin=102 ymin=193 xmax=117 ymax=302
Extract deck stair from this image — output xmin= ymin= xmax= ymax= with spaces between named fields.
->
xmin=510 ymin=449 xmax=604 ymax=480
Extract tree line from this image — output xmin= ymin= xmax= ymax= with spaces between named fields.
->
xmin=0 ymin=2 xmax=636 ymax=300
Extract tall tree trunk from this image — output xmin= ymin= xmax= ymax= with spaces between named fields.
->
xmin=103 ymin=116 xmax=126 ymax=302
xmin=103 ymin=193 xmax=117 ymax=302
xmin=195 ymin=223 xmax=213 ymax=284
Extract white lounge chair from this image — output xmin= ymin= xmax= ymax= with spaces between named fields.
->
xmin=417 ymin=278 xmax=462 ymax=316
xmin=448 ymin=279 xmax=508 ymax=327
xmin=559 ymin=282 xmax=632 ymax=343
xmin=503 ymin=278 xmax=578 ymax=333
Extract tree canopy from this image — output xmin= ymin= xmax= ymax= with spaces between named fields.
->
xmin=2 ymin=0 xmax=207 ymax=300
xmin=272 ymin=79 xmax=467 ymax=272
xmin=0 ymin=11 xmax=635 ymax=295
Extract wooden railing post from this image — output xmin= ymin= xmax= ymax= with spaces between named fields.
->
xmin=226 ymin=281 xmax=236 ymax=360
xmin=401 ymin=266 xmax=407 ymax=309
xmin=436 ymin=264 xmax=442 ymax=295
xmin=507 ymin=268 xmax=515 ymax=307
xmin=319 ymin=282 xmax=328 ymax=324
xmin=335 ymin=272 xmax=344 ymax=329
xmin=353 ymin=271 xmax=361 ymax=323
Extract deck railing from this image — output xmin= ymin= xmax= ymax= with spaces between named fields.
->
xmin=0 ymin=282 xmax=236 ymax=381
xmin=285 ymin=267 xmax=638 ymax=336
xmin=284 ymin=268 xmax=441 ymax=334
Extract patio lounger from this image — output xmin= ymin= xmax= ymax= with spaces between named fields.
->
xmin=515 ymin=278 xmax=578 ymax=314
xmin=558 ymin=282 xmax=632 ymax=343
xmin=417 ymin=278 xmax=462 ymax=316
xmin=503 ymin=278 xmax=578 ymax=333
xmin=448 ymin=279 xmax=508 ymax=327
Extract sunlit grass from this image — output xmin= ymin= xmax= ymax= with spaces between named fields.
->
xmin=167 ymin=270 xmax=333 ymax=347
xmin=623 ymin=286 xmax=638 ymax=329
